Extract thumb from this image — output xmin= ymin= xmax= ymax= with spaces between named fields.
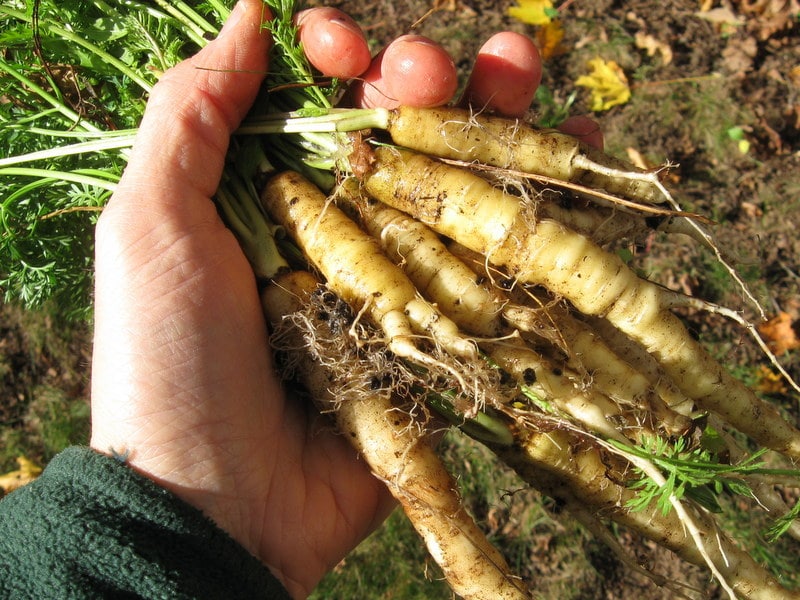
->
xmin=119 ymin=0 xmax=271 ymax=205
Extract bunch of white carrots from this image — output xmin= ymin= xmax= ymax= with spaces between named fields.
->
xmin=220 ymin=3 xmax=800 ymax=599
xmin=2 ymin=0 xmax=799 ymax=597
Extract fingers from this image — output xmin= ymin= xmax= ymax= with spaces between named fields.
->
xmin=460 ymin=32 xmax=542 ymax=117
xmin=349 ymin=35 xmax=458 ymax=109
xmin=558 ymin=115 xmax=604 ymax=149
xmin=295 ymin=8 xmax=372 ymax=78
xmin=350 ymin=32 xmax=541 ymax=115
xmin=297 ymin=10 xmax=459 ymax=109
xmin=117 ymin=0 xmax=271 ymax=206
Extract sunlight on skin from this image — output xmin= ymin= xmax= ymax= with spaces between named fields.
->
xmin=461 ymin=31 xmax=542 ymax=117
xmin=90 ymin=2 xmax=596 ymax=598
xmin=295 ymin=8 xmax=372 ymax=78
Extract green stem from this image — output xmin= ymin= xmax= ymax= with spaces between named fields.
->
xmin=215 ymin=177 xmax=290 ymax=280
xmin=0 ymin=168 xmax=118 ymax=192
xmin=171 ymin=0 xmax=221 ymax=35
xmin=426 ymin=390 xmax=514 ymax=447
xmin=0 ymin=135 xmax=136 ymax=168
xmin=0 ymin=6 xmax=155 ymax=93
xmin=5 ymin=126 xmax=137 ymax=140
xmin=204 ymin=0 xmax=231 ymax=22
xmin=609 ymin=439 xmax=800 ymax=479
xmin=237 ymin=108 xmax=391 ymax=135
xmin=143 ymin=0 xmax=214 ymax=45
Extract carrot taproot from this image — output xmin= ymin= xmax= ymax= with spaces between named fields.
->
xmin=260 ymin=170 xmax=497 ymax=400
xmin=342 ymin=189 xmax=692 ymax=440
xmin=383 ymin=105 xmax=667 ymax=205
xmin=360 ymin=146 xmax=800 ymax=459
xmin=262 ymin=269 xmax=531 ymax=600
xmin=494 ymin=427 xmax=800 ymax=600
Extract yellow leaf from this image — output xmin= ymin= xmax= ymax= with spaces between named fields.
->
xmin=0 ymin=456 xmax=43 ymax=495
xmin=575 ymin=57 xmax=631 ymax=111
xmin=508 ymin=0 xmax=553 ymax=26
xmin=754 ymin=365 xmax=788 ymax=396
xmin=536 ymin=19 xmax=566 ymax=60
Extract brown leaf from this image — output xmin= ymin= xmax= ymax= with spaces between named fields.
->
xmin=634 ymin=32 xmax=673 ymax=66
xmin=758 ymin=311 xmax=800 ymax=355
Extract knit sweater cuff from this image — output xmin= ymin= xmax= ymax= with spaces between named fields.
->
xmin=0 ymin=446 xmax=291 ymax=599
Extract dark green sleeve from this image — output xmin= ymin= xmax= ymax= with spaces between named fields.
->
xmin=0 ymin=447 xmax=292 ymax=599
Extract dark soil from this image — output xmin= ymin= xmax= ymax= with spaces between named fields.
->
xmin=2 ymin=0 xmax=798 ymax=597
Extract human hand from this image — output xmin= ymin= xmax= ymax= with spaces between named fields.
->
xmin=90 ymin=1 xmax=552 ymax=597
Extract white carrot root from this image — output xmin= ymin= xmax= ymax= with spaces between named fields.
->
xmin=244 ymin=101 xmax=800 ymax=598
xmin=385 ymin=105 xmax=666 ymax=205
xmin=261 ymin=170 xmax=482 ymax=395
xmin=494 ymin=427 xmax=799 ymax=600
xmin=360 ymin=147 xmax=800 ymax=460
xmin=337 ymin=188 xmax=507 ymax=338
xmin=505 ymin=299 xmax=696 ymax=427
xmin=341 ymin=190 xmax=690 ymax=440
xmin=383 ymin=106 xmax=767 ymax=319
xmin=262 ymin=270 xmax=531 ymax=600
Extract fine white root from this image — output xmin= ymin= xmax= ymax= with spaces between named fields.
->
xmin=262 ymin=270 xmax=531 ymax=600
xmin=344 ymin=189 xmax=694 ymax=437
xmin=493 ymin=427 xmax=800 ymax=600
xmin=261 ymin=170 xmax=484 ymax=397
xmin=662 ymin=290 xmax=800 ymax=395
xmin=384 ymin=105 xmax=767 ymax=319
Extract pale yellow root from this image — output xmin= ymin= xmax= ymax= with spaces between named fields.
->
xmin=494 ymin=427 xmax=800 ymax=600
xmin=261 ymin=171 xmax=479 ymax=389
xmin=360 ymin=147 xmax=800 ymax=460
xmin=485 ymin=337 xmax=681 ymax=443
xmin=504 ymin=299 xmax=696 ymax=430
xmin=341 ymin=191 xmax=689 ymax=439
xmin=336 ymin=188 xmax=507 ymax=338
xmin=262 ymin=270 xmax=531 ymax=600
xmin=386 ymin=106 xmax=769 ymax=320
xmin=536 ymin=198 xmax=651 ymax=246
xmin=386 ymin=105 xmax=665 ymax=205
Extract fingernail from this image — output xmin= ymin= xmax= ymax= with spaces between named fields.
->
xmin=330 ymin=15 xmax=363 ymax=37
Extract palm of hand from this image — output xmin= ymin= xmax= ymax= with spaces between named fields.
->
xmin=90 ymin=5 xmax=392 ymax=596
xmin=90 ymin=0 xmax=545 ymax=597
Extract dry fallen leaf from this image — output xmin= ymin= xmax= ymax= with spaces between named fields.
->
xmin=758 ymin=311 xmax=800 ymax=355
xmin=696 ymin=6 xmax=745 ymax=35
xmin=789 ymin=65 xmax=800 ymax=87
xmin=754 ymin=365 xmax=789 ymax=395
xmin=625 ymin=147 xmax=651 ymax=170
xmin=575 ymin=57 xmax=631 ymax=111
xmin=634 ymin=32 xmax=673 ymax=65
xmin=507 ymin=0 xmax=554 ymax=25
xmin=733 ymin=0 xmax=800 ymax=40
xmin=536 ymin=19 xmax=566 ymax=60
xmin=0 ymin=456 xmax=43 ymax=495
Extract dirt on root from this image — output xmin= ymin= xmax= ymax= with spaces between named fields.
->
xmin=308 ymin=0 xmax=800 ymax=597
